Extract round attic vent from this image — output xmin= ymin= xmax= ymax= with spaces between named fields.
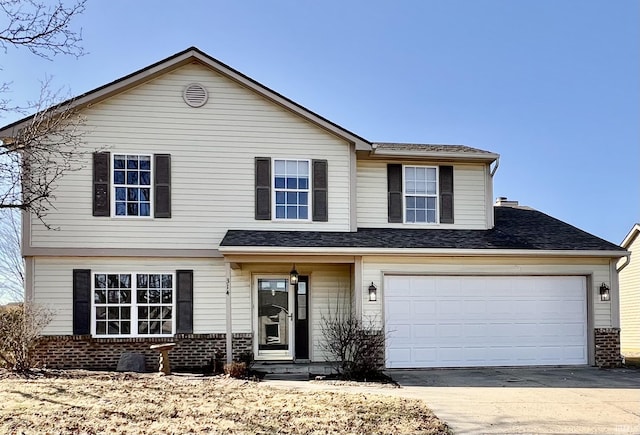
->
xmin=183 ymin=83 xmax=208 ymax=107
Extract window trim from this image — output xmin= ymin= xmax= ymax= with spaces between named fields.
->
xmin=110 ymin=153 xmax=154 ymax=218
xmin=402 ymin=165 xmax=439 ymax=224
xmin=91 ymin=271 xmax=176 ymax=338
xmin=271 ymin=158 xmax=312 ymax=222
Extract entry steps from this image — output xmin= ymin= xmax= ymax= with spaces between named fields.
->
xmin=253 ymin=362 xmax=335 ymax=380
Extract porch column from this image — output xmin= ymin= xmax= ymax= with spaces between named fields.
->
xmin=353 ymin=257 xmax=363 ymax=319
xmin=225 ymin=261 xmax=233 ymax=363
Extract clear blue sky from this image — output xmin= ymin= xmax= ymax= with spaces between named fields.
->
xmin=4 ymin=0 xmax=639 ymax=244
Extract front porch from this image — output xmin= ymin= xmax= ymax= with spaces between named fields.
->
xmin=224 ymin=256 xmax=360 ymax=365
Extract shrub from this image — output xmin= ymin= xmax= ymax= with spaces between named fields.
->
xmin=224 ymin=361 xmax=247 ymax=378
xmin=0 ymin=303 xmax=53 ymax=373
xmin=320 ymin=308 xmax=386 ymax=380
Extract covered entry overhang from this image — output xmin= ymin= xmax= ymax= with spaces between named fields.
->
xmin=217 ymin=249 xmax=358 ymax=363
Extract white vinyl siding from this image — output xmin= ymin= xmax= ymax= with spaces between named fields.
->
xmin=620 ymin=235 xmax=640 ymax=353
xmin=32 ymin=257 xmax=226 ymax=335
xmin=360 ymin=256 xmax=614 ymax=331
xmin=357 ymin=160 xmax=489 ymax=229
xmin=28 ymin=63 xmax=352 ymax=249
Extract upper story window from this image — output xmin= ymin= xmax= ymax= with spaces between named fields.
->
xmin=255 ymin=157 xmax=327 ymax=222
xmin=387 ymin=164 xmax=453 ymax=224
xmin=93 ymin=272 xmax=175 ymax=337
xmin=273 ymin=159 xmax=310 ymax=220
xmin=404 ymin=166 xmax=438 ymax=223
xmin=113 ymin=154 xmax=152 ymax=217
xmin=93 ymin=152 xmax=171 ymax=219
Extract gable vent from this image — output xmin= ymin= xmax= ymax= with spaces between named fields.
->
xmin=183 ymin=83 xmax=208 ymax=107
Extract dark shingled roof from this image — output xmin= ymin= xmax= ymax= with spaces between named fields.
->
xmin=372 ymin=143 xmax=496 ymax=155
xmin=220 ymin=207 xmax=624 ymax=252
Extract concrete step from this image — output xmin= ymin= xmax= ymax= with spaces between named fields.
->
xmin=252 ymin=362 xmax=335 ymax=375
xmin=262 ymin=372 xmax=310 ymax=381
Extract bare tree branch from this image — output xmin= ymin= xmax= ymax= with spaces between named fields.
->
xmin=0 ymin=0 xmax=86 ymax=60
xmin=0 ymin=208 xmax=23 ymax=302
xmin=1 ymin=77 xmax=88 ymax=228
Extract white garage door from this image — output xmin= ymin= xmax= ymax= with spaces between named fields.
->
xmin=384 ymin=275 xmax=587 ymax=368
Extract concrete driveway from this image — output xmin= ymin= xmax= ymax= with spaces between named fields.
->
xmin=264 ymin=367 xmax=640 ymax=434
xmin=386 ymin=367 xmax=640 ymax=434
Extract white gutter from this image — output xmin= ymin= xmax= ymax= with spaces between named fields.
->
xmin=370 ymin=149 xmax=499 ymax=162
xmin=218 ymin=246 xmax=629 ymax=258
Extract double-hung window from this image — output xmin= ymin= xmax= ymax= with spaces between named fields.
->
xmin=273 ymin=159 xmax=309 ymax=220
xmin=93 ymin=272 xmax=175 ymax=337
xmin=404 ymin=166 xmax=438 ymax=223
xmin=113 ymin=154 xmax=152 ymax=217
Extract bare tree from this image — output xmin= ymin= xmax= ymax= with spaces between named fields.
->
xmin=0 ymin=209 xmax=23 ymax=302
xmin=0 ymin=0 xmax=87 ymax=225
xmin=0 ymin=0 xmax=86 ymax=60
xmin=1 ymin=79 xmax=86 ymax=226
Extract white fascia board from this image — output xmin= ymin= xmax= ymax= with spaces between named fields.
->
xmin=621 ymin=223 xmax=640 ymax=248
xmin=370 ymin=149 xmax=499 ymax=162
xmin=218 ymin=246 xmax=629 ymax=258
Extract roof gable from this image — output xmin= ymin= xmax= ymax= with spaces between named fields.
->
xmin=0 ymin=46 xmax=371 ymax=150
xmin=621 ymin=223 xmax=640 ymax=249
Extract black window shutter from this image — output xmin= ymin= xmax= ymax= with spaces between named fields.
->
xmin=154 ymin=154 xmax=171 ymax=218
xmin=93 ymin=152 xmax=110 ymax=216
xmin=176 ymin=270 xmax=193 ymax=334
xmin=73 ymin=269 xmax=91 ymax=335
xmin=439 ymin=165 xmax=454 ymax=224
xmin=255 ymin=157 xmax=271 ymax=220
xmin=312 ymin=159 xmax=328 ymax=222
xmin=387 ymin=164 xmax=403 ymax=223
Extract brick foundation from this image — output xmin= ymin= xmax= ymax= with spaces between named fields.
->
xmin=33 ymin=333 xmax=253 ymax=372
xmin=594 ymin=328 xmax=622 ymax=368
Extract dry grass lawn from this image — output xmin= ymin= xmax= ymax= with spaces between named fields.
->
xmin=0 ymin=370 xmax=450 ymax=434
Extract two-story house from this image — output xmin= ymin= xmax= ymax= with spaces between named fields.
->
xmin=0 ymin=47 xmax=627 ymax=370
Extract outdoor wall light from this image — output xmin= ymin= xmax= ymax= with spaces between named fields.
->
xmin=289 ymin=265 xmax=299 ymax=285
xmin=599 ymin=283 xmax=610 ymax=302
xmin=368 ymin=282 xmax=377 ymax=302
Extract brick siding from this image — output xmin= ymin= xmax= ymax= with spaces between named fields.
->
xmin=594 ymin=328 xmax=622 ymax=368
xmin=33 ymin=333 xmax=253 ymax=372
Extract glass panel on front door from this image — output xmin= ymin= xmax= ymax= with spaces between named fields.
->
xmin=257 ymin=279 xmax=291 ymax=356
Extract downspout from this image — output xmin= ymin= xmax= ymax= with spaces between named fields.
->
xmin=490 ymin=156 xmax=500 ymax=177
xmin=616 ymin=254 xmax=631 ymax=273
xmin=487 ymin=157 xmax=500 ymax=229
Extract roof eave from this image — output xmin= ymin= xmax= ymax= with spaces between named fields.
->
xmin=218 ymin=246 xmax=629 ymax=258
xmin=369 ymin=148 xmax=499 ymax=162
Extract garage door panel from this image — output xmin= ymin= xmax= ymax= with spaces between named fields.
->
xmin=385 ymin=276 xmax=412 ymax=297
xmin=385 ymin=275 xmax=587 ymax=368
xmin=413 ymin=300 xmax=436 ymax=316
xmin=412 ymin=347 xmax=437 ymax=364
xmin=386 ymin=299 xmax=412 ymax=318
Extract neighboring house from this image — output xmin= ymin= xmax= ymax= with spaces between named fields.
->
xmin=619 ymin=224 xmax=640 ymax=355
xmin=0 ymin=47 xmax=628 ymax=370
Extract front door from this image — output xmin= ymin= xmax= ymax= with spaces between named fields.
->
xmin=254 ymin=276 xmax=294 ymax=360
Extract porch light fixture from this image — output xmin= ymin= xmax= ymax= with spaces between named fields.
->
xmin=368 ymin=282 xmax=377 ymax=302
xmin=599 ymin=283 xmax=610 ymax=302
xmin=289 ymin=265 xmax=299 ymax=285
